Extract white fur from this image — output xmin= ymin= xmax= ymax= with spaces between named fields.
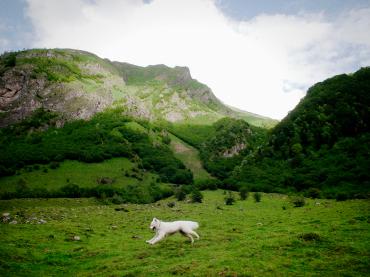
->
xmin=146 ymin=218 xmax=200 ymax=245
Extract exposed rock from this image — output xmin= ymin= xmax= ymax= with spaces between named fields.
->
xmin=0 ymin=48 xmax=275 ymax=127
xmin=73 ymin=236 xmax=81 ymax=241
xmin=9 ymin=220 xmax=18 ymax=224
xmin=223 ymin=143 xmax=247 ymax=157
xmin=165 ymin=111 xmax=184 ymax=122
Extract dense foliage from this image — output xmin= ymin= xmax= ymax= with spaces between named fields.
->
xmin=200 ymin=118 xmax=266 ymax=179
xmin=232 ymin=67 xmax=370 ymax=198
xmin=169 ymin=118 xmax=266 ymax=180
xmin=0 ymin=109 xmax=193 ymax=185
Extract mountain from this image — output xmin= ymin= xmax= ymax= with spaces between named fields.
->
xmin=0 ymin=48 xmax=277 ymax=128
xmin=231 ymin=67 xmax=370 ymax=198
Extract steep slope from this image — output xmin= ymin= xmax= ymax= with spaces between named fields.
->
xmin=168 ymin=117 xmax=267 ymax=180
xmin=168 ymin=134 xmax=211 ymax=180
xmin=0 ymin=48 xmax=276 ymax=128
xmin=232 ymin=67 xmax=370 ymax=198
xmin=0 ymin=108 xmax=193 ymax=188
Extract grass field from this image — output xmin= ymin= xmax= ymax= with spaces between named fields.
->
xmin=169 ymin=134 xmax=211 ymax=180
xmin=0 ymin=158 xmax=158 ymax=193
xmin=1 ymin=190 xmax=369 ymax=276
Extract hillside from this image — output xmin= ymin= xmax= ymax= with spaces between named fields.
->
xmin=0 ymin=108 xmax=195 ymax=201
xmin=0 ymin=49 xmax=277 ymax=128
xmin=231 ymin=67 xmax=370 ymax=198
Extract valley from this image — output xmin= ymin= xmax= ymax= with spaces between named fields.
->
xmin=0 ymin=48 xmax=369 ymax=276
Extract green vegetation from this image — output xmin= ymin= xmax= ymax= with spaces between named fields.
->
xmin=0 ymin=51 xmax=17 ymax=76
xmin=0 ymin=191 xmax=369 ymax=276
xmin=14 ymin=50 xmax=104 ymax=83
xmin=169 ymin=118 xmax=267 ymax=181
xmin=200 ymin=118 xmax=266 ymax=180
xmin=0 ymin=49 xmax=369 ymax=275
xmin=231 ymin=67 xmax=370 ymax=198
xmin=168 ymin=134 xmax=210 ymax=180
xmin=0 ymin=109 xmax=193 ymax=200
xmin=0 ymin=158 xmax=174 ymax=203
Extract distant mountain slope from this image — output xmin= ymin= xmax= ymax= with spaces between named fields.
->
xmin=0 ymin=48 xmax=277 ymax=128
xmin=232 ymin=67 xmax=370 ymax=198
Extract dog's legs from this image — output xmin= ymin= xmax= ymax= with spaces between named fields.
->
xmin=146 ymin=234 xmax=157 ymax=243
xmin=150 ymin=232 xmax=165 ymax=245
xmin=185 ymin=233 xmax=194 ymax=244
xmin=146 ymin=232 xmax=159 ymax=243
xmin=190 ymin=230 xmax=200 ymax=240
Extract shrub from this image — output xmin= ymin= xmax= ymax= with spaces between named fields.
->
xmin=336 ymin=192 xmax=349 ymax=201
xmin=60 ymin=184 xmax=81 ymax=198
xmin=49 ymin=161 xmax=60 ymax=169
xmin=253 ymin=192 xmax=262 ymax=202
xmin=225 ymin=191 xmax=235 ymax=205
xmin=162 ymin=135 xmax=171 ymax=145
xmin=239 ymin=187 xmax=249 ymax=200
xmin=175 ymin=186 xmax=187 ymax=201
xmin=291 ymin=196 xmax=305 ymax=207
xmin=111 ymin=193 xmax=125 ymax=204
xmin=191 ymin=189 xmax=203 ymax=203
xmin=306 ymin=187 xmax=321 ymax=199
xmin=167 ymin=202 xmax=176 ymax=208
xmin=195 ymin=178 xmax=220 ymax=190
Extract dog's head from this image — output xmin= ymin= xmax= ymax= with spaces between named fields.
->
xmin=150 ymin=218 xmax=160 ymax=230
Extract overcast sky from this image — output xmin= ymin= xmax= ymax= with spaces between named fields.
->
xmin=1 ymin=0 xmax=370 ymax=119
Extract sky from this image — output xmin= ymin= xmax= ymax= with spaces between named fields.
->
xmin=1 ymin=0 xmax=370 ymax=119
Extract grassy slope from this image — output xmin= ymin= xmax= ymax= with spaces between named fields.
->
xmin=0 ymin=158 xmax=158 ymax=193
xmin=0 ymin=190 xmax=369 ymax=276
xmin=168 ymin=134 xmax=211 ymax=180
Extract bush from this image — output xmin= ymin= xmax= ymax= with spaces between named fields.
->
xmin=162 ymin=135 xmax=171 ymax=145
xmin=253 ymin=192 xmax=262 ymax=202
xmin=195 ymin=178 xmax=220 ymax=190
xmin=49 ymin=161 xmax=60 ymax=169
xmin=191 ymin=189 xmax=203 ymax=203
xmin=291 ymin=196 xmax=305 ymax=207
xmin=306 ymin=187 xmax=321 ymax=199
xmin=225 ymin=191 xmax=235 ymax=205
xmin=336 ymin=192 xmax=349 ymax=201
xmin=175 ymin=186 xmax=187 ymax=201
xmin=60 ymin=184 xmax=81 ymax=198
xmin=111 ymin=193 xmax=125 ymax=204
xmin=167 ymin=202 xmax=176 ymax=208
xmin=239 ymin=187 xmax=249 ymax=200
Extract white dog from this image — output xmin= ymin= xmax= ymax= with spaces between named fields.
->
xmin=146 ymin=218 xmax=200 ymax=245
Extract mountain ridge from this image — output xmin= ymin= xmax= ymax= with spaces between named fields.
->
xmin=0 ymin=48 xmax=277 ymax=128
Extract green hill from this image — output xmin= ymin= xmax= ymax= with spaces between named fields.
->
xmin=231 ymin=67 xmax=370 ymax=198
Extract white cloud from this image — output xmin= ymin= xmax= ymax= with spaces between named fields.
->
xmin=25 ymin=0 xmax=370 ymax=119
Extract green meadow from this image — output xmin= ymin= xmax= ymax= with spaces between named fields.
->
xmin=0 ymin=158 xmax=155 ymax=193
xmin=169 ymin=134 xmax=211 ymax=180
xmin=1 ymin=190 xmax=369 ymax=276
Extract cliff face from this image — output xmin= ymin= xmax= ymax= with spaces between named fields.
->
xmin=0 ymin=48 xmax=277 ymax=127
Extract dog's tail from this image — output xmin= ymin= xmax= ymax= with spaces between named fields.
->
xmin=191 ymin=221 xmax=199 ymax=230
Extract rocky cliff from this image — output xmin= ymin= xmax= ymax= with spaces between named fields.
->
xmin=0 ymin=48 xmax=277 ymax=127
